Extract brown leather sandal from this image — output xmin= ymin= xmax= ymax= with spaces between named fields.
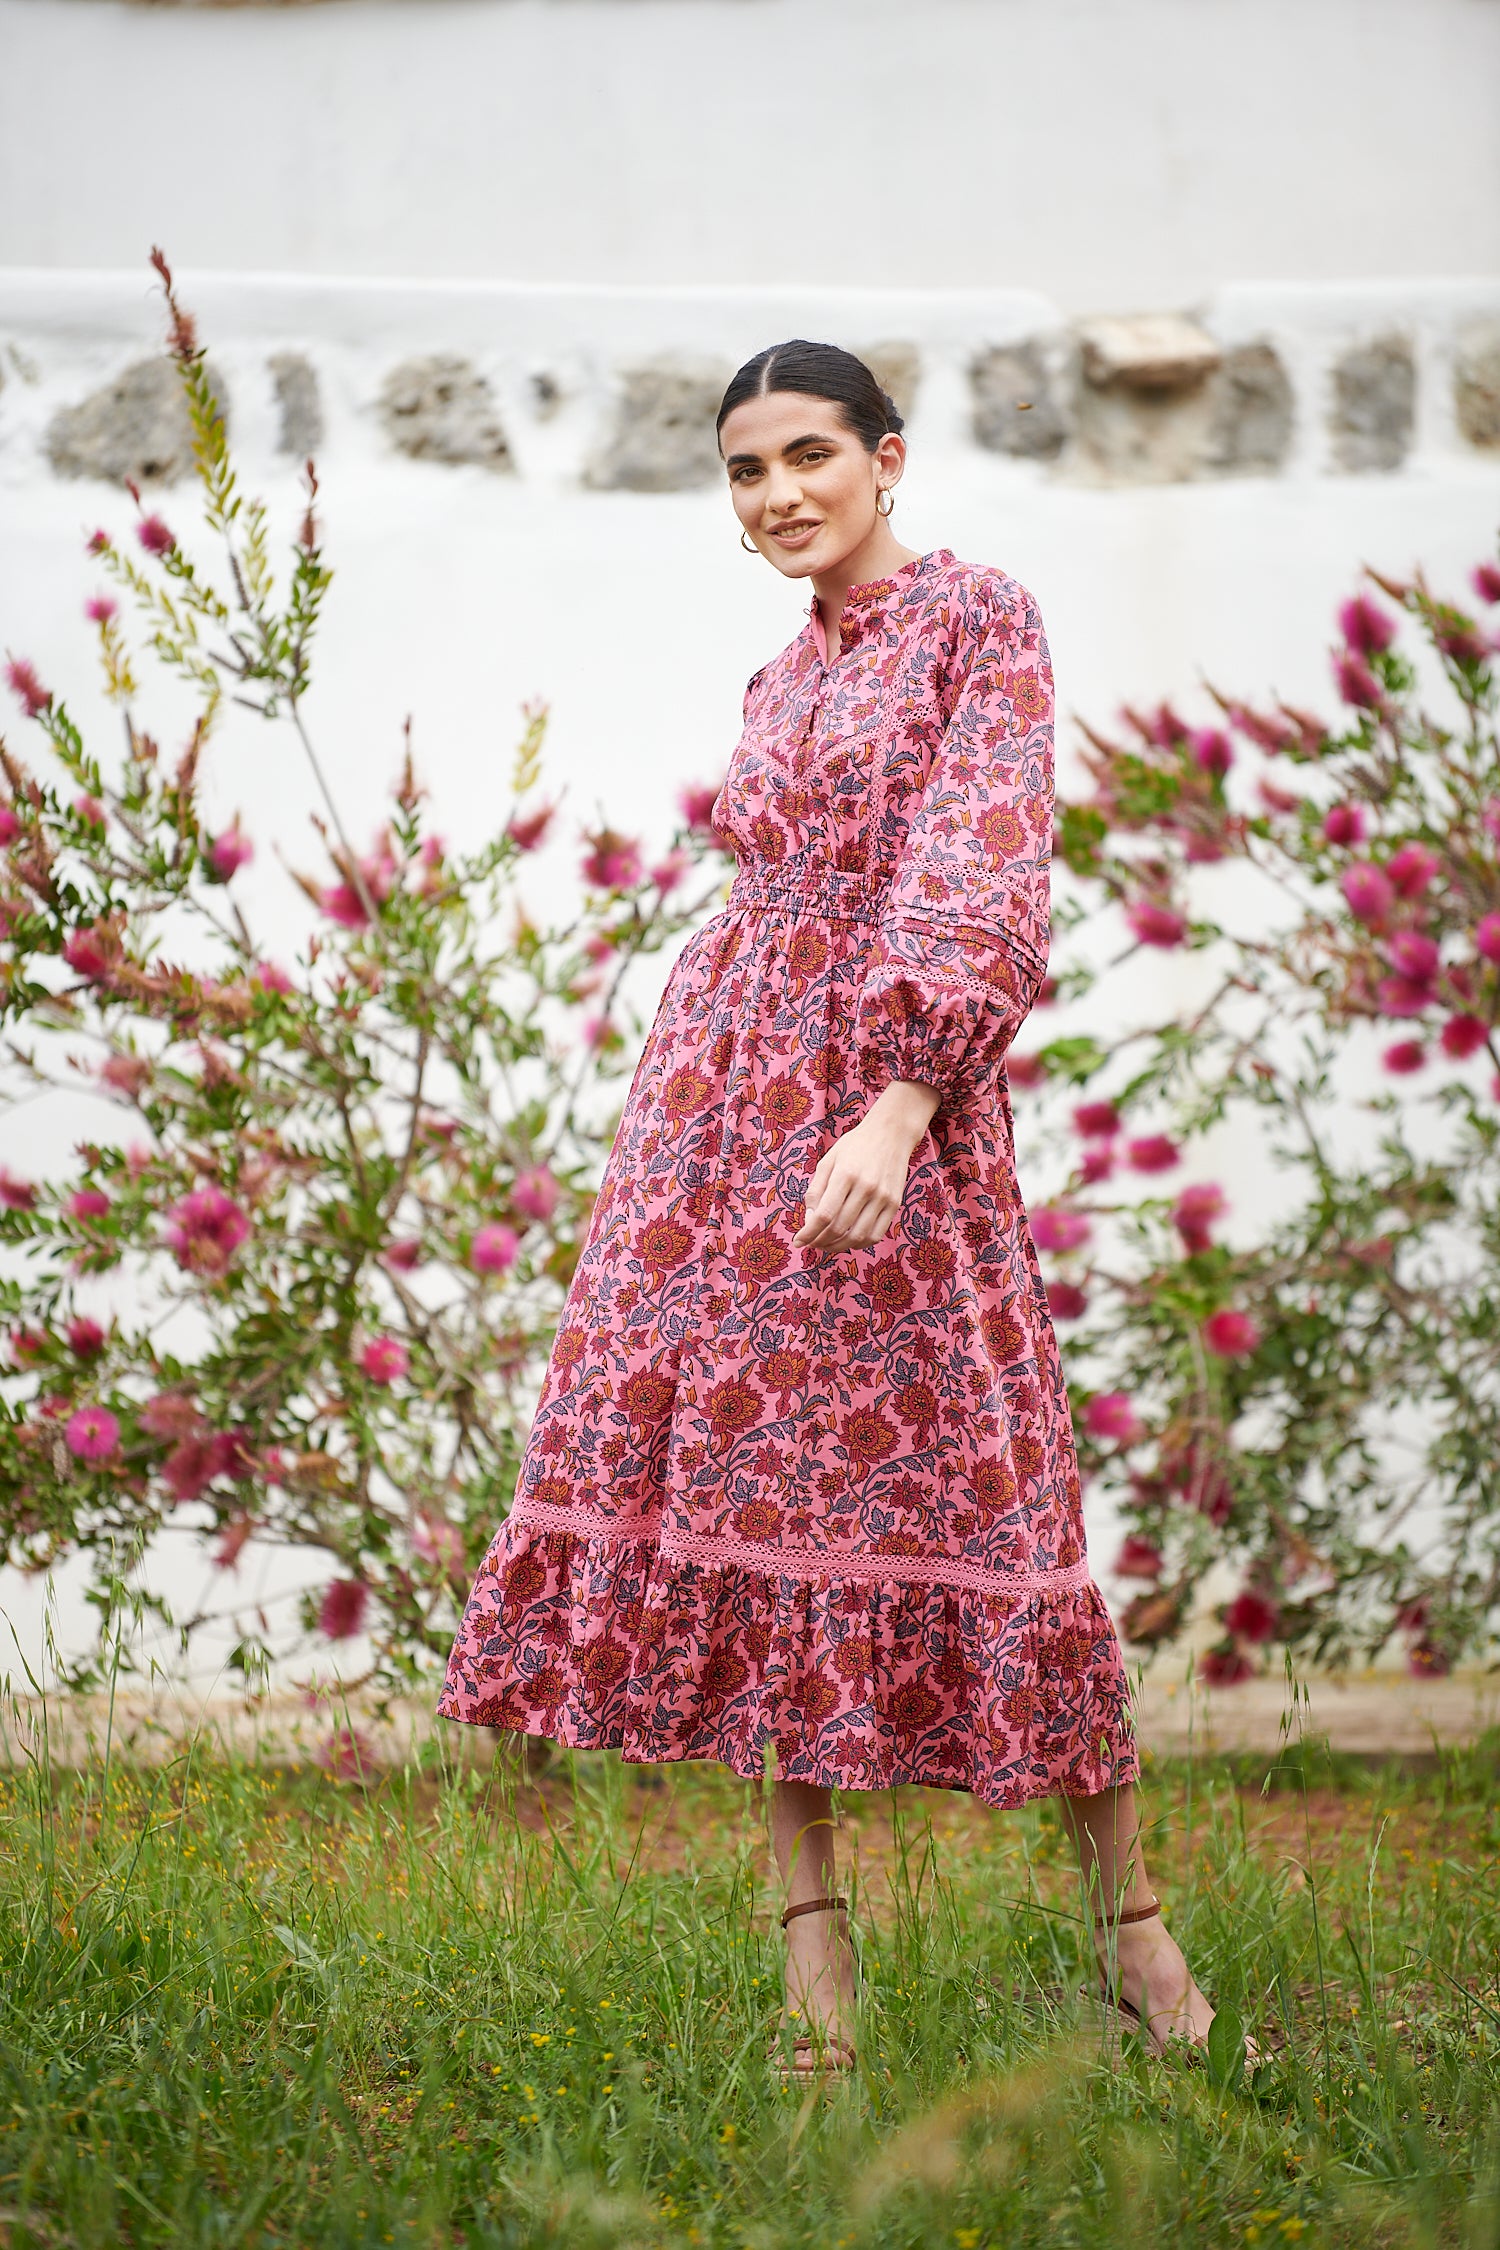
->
xmin=1091 ymin=1895 xmax=1262 ymax=2067
xmin=773 ymin=1895 xmax=857 ymax=2087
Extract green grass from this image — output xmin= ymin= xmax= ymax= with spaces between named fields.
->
xmin=3 ymin=1718 xmax=1500 ymax=2249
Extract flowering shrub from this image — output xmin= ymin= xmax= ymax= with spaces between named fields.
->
xmin=1014 ymin=550 xmax=1500 ymax=1680
xmin=0 ymin=255 xmax=727 ymax=1693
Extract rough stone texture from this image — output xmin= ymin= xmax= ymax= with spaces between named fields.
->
xmin=1200 ymin=342 xmax=1295 ymax=476
xmin=378 ymin=355 xmax=512 ymax=470
xmin=586 ymin=355 xmax=729 ymax=492
xmin=269 ymin=351 xmax=323 ymax=458
xmin=1330 ymin=334 xmax=1414 ymax=473
xmin=45 ymin=355 xmax=223 ymax=485
xmin=970 ymin=341 xmax=1070 ymax=460
xmin=858 ymin=339 xmax=921 ymax=426
xmin=1077 ymin=312 xmax=1222 ymax=392
xmin=1454 ymin=321 xmax=1500 ymax=450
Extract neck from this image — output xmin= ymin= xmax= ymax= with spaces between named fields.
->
xmin=811 ymin=521 xmax=923 ymax=644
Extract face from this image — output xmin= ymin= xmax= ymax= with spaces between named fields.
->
xmin=719 ymin=390 xmax=905 ymax=579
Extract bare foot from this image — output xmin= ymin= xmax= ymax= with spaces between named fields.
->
xmin=1094 ymin=1915 xmax=1257 ymax=2062
xmin=779 ymin=1907 xmax=857 ymax=2069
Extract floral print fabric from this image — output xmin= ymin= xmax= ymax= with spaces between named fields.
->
xmin=440 ymin=549 xmax=1139 ymax=1809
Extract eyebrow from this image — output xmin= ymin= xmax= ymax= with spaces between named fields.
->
xmin=723 ymin=431 xmax=842 ymax=468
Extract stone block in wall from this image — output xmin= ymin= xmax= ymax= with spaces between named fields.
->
xmin=1199 ymin=343 xmax=1294 ymax=477
xmin=378 ymin=355 xmax=513 ymax=470
xmin=1454 ymin=321 xmax=1500 ymax=450
xmin=269 ymin=352 xmax=323 ymax=458
xmin=858 ymin=340 xmax=920 ymax=426
xmin=45 ymin=355 xmax=222 ymax=486
xmin=970 ymin=342 xmax=1069 ymax=460
xmin=586 ymin=356 xmax=729 ymax=492
xmin=1071 ymin=313 xmax=1221 ymax=485
xmin=1329 ymin=335 xmax=1414 ymax=473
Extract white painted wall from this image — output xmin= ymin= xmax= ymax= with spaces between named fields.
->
xmin=2 ymin=0 xmax=1499 ymax=307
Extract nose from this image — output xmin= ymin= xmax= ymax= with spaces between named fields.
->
xmin=763 ymin=467 xmax=806 ymax=516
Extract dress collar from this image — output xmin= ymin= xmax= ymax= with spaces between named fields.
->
xmin=807 ymin=547 xmax=950 ymax=662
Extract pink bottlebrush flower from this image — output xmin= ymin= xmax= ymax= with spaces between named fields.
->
xmin=85 ymin=594 xmax=118 ymax=624
xmin=208 ymin=826 xmax=253 ymax=880
xmin=66 ymin=1316 xmax=105 ymax=1356
xmin=1388 ymin=930 xmax=1439 ymax=982
xmin=1203 ymin=1307 xmax=1261 ymax=1358
xmin=0 ymin=1168 xmax=37 ymax=1211
xmin=1225 ymin=1588 xmax=1280 ymax=1643
xmin=359 ymin=1334 xmax=409 ymax=1385
xmin=1189 ymin=728 xmax=1233 ymax=777
xmin=73 ymin=794 xmax=106 ymax=827
xmin=1046 ymin=1279 xmax=1089 ymax=1321
xmin=678 ymin=782 xmax=722 ymax=833
xmin=1113 ymin=1535 xmax=1164 ymax=1581
xmin=505 ymin=802 xmax=557 ymax=853
xmin=1173 ymin=1182 xmax=1227 ymax=1253
xmin=1125 ymin=900 xmax=1187 ymax=949
xmin=162 ymin=1436 xmax=220 ymax=1502
xmin=0 ymin=804 xmax=19 ymax=846
xmin=1333 ymin=652 xmax=1382 ymax=710
xmin=1339 ymin=594 xmax=1396 ymax=656
xmin=5 ymin=657 xmax=51 ymax=719
xmin=137 ymin=515 xmax=175 ymax=557
xmin=513 ymin=1165 xmax=559 ymax=1223
xmin=318 ymin=1724 xmax=377 ymax=1780
xmin=214 ymin=1515 xmax=256 ymax=1570
xmin=1386 ymin=842 xmax=1438 ymax=898
xmin=1005 ymin=1052 xmax=1046 ymax=1089
xmin=65 ymin=1404 xmax=120 ymax=1462
xmin=1079 ymin=1144 xmax=1116 ymax=1185
xmin=1230 ymin=704 xmax=1297 ymax=754
xmin=1481 ymin=799 xmax=1500 ymax=843
xmin=1435 ymin=621 xmax=1487 ymax=665
xmin=163 ymin=1184 xmax=251 ymax=1277
xmin=650 ymin=849 xmax=692 ymax=896
xmin=412 ymin=1514 xmax=464 ymax=1575
xmin=1085 ymin=1391 xmax=1142 ymax=1445
xmin=1341 ymin=863 xmax=1394 ymax=926
xmin=1441 ymin=1014 xmax=1489 ymax=1059
xmin=1031 ymin=1206 xmax=1092 ymax=1255
xmin=1126 ymin=1135 xmax=1180 ymax=1174
xmin=1322 ymin=804 xmax=1366 ymax=847
xmin=99 ymin=1052 xmax=150 ymax=1097
xmin=382 ymin=1237 xmax=423 ymax=1271
xmin=1376 ymin=975 xmax=1434 ymax=1019
xmin=582 ymin=1013 xmax=617 ymax=1051
xmin=320 ymin=882 xmax=369 ymax=930
xmin=11 ymin=1325 xmax=49 ymax=1362
xmin=140 ymin=1390 xmax=203 ymax=1441
xmin=583 ymin=931 xmax=615 ymax=964
xmin=1476 ymin=913 xmax=1500 ymax=965
xmin=63 ymin=924 xmax=116 ymax=983
xmin=1472 ymin=563 xmax=1500 ymax=605
xmin=1183 ymin=831 xmax=1226 ymax=864
xmin=1407 ymin=1640 xmax=1451 ymax=1679
xmin=1383 ymin=1039 xmax=1427 ymax=1074
xmin=68 ymin=1188 xmax=110 ymax=1221
xmin=1198 ymin=1644 xmax=1256 ymax=1687
xmin=86 ymin=529 xmax=111 ymax=556
xmin=317 ymin=1578 xmax=370 ymax=1641
xmin=580 ymin=830 xmax=643 ymax=892
xmin=1257 ymin=781 xmax=1301 ymax=817
xmin=1072 ymin=1101 xmax=1120 ymax=1139
xmin=252 ymin=960 xmax=294 ymax=995
xmin=470 ymin=1222 xmax=520 ymax=1275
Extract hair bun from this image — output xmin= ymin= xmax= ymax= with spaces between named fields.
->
xmin=881 ymin=391 xmax=905 ymax=437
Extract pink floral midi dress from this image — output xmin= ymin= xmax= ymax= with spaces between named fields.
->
xmin=440 ymin=548 xmax=1140 ymax=1809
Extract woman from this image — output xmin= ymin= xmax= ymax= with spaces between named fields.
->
xmin=440 ymin=340 xmax=1245 ymax=2083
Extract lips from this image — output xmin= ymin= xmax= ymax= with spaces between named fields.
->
xmin=769 ymin=520 xmax=822 ymax=547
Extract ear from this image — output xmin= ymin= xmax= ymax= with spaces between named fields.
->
xmin=874 ymin=430 xmax=907 ymax=488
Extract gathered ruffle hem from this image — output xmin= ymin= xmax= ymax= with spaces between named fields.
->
xmin=436 ymin=1508 xmax=1140 ymax=1809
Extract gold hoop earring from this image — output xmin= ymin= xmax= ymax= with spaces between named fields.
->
xmin=876 ymin=488 xmax=895 ymax=518
xmin=740 ymin=530 xmax=757 ymax=553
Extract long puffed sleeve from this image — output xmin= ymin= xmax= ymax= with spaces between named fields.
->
xmin=854 ymin=572 xmax=1053 ymax=1112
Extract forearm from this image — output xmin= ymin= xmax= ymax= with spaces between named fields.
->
xmin=866 ymin=1076 xmax=941 ymax=1149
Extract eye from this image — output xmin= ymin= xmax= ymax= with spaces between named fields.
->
xmin=797 ymin=449 xmax=831 ymax=466
xmin=730 ymin=463 xmax=762 ymax=483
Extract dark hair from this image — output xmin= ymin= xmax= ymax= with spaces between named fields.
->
xmin=715 ymin=339 xmax=904 ymax=453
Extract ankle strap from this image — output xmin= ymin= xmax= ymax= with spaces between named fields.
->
xmin=780 ymin=1894 xmax=848 ymax=1929
xmin=1095 ymin=1894 xmax=1161 ymax=1929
